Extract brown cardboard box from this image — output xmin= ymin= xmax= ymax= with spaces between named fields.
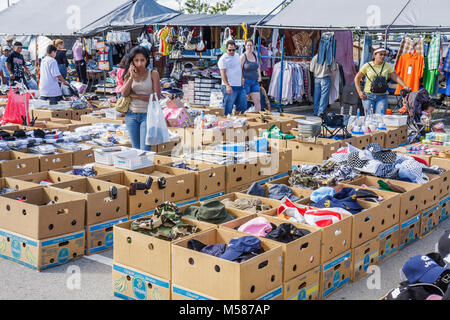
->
xmin=351 ymin=237 xmax=379 ymax=282
xmin=112 ymin=263 xmax=171 ymax=300
xmin=51 ymin=163 xmax=124 ymax=181
xmin=0 ymin=227 xmax=84 ymax=271
xmin=168 ymin=128 xmax=185 ymax=145
xmin=320 ymin=250 xmax=352 ymax=299
xmin=378 ymin=224 xmax=400 ymax=263
xmin=439 ymin=196 xmax=450 ymax=223
xmin=347 ymin=176 xmax=422 ymax=224
xmin=267 ymin=139 xmax=287 ymax=150
xmin=47 ymin=119 xmax=90 ymax=131
xmin=157 ymin=139 xmax=181 ymax=154
xmin=0 ymin=186 xmax=85 ymax=239
xmin=171 ymin=228 xmax=282 ymax=300
xmin=340 ymin=183 xmax=401 ymax=232
xmin=11 ymin=171 xmax=84 ymax=186
xmin=384 ymin=128 xmax=401 ymax=149
xmin=113 ymin=218 xmax=215 ymax=280
xmin=80 ymin=114 xmax=124 ymax=124
xmin=399 ymin=214 xmax=421 ymax=249
xmin=420 ymin=204 xmax=440 ymax=238
xmin=261 ymin=201 xmax=353 ymax=263
xmin=283 ymin=266 xmax=320 ymax=300
xmin=153 ymin=155 xmax=177 ymax=166
xmin=352 ymin=134 xmax=372 ymax=150
xmin=220 ymin=214 xmax=321 ymax=281
xmin=430 ymin=157 xmax=450 ymax=197
xmin=0 ymin=177 xmax=41 ymax=193
xmin=132 ymin=166 xmax=196 ymax=203
xmin=225 ymin=162 xmax=252 ymax=191
xmin=419 ymin=174 xmax=441 ymax=210
xmin=212 ymin=193 xmax=279 ymax=215
xmin=50 ymin=178 xmax=128 ymax=226
xmin=397 ymin=125 xmax=408 ymax=145
xmin=57 ymin=148 xmax=95 ymax=166
xmin=287 ymin=139 xmax=340 ymax=163
xmin=370 ymin=132 xmax=386 ymax=148
xmin=171 ymin=284 xmax=282 ymax=300
xmin=71 ymin=108 xmax=92 ymax=121
xmin=28 ymin=151 xmax=73 ymax=172
xmin=0 ymin=151 xmax=40 ymax=177
xmin=185 ymin=127 xmax=229 ymax=146
xmin=32 ymin=109 xmax=72 ymax=120
xmin=85 ymin=216 xmax=128 ymax=255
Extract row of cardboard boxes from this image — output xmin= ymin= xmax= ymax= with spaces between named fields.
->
xmin=31 ymin=108 xmax=93 ymax=121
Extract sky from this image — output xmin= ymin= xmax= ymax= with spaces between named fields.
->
xmin=0 ymin=0 xmax=281 ymax=14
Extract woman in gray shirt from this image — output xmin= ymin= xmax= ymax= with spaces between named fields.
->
xmin=240 ymin=39 xmax=262 ymax=111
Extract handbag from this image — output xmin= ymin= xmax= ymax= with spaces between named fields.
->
xmin=184 ymin=30 xmax=197 ymax=51
xmin=220 ymin=27 xmax=233 ymax=53
xmin=115 ymin=96 xmax=131 ymax=114
xmin=170 ymin=62 xmax=183 ymax=81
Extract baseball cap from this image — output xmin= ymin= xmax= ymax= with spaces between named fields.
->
xmin=265 ymin=223 xmax=311 ymax=243
xmin=3 ymin=46 xmax=11 ymax=51
xmin=402 ymin=255 xmax=449 ymax=284
xmin=220 ymin=236 xmax=262 ymax=261
xmin=310 ymin=187 xmax=336 ymax=203
xmin=237 ymin=217 xmax=273 ymax=237
xmin=438 ymin=230 xmax=450 ymax=267
xmin=314 ymin=187 xmax=364 ymax=215
xmin=200 ymin=243 xmax=227 ymax=257
xmin=268 ymin=184 xmax=300 ymax=201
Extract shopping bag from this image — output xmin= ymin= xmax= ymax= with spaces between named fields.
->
xmin=145 ymin=94 xmax=170 ymax=146
xmin=1 ymin=88 xmax=30 ymax=125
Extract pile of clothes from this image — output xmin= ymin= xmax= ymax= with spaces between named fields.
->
xmin=221 ymin=197 xmax=272 ymax=213
xmin=385 ymin=230 xmax=450 ymax=300
xmin=289 ymin=160 xmax=359 ymax=189
xmin=330 ymin=143 xmax=445 ymax=184
xmin=188 ymin=236 xmax=265 ymax=263
xmin=131 ymin=202 xmax=200 ymax=241
xmin=247 ymin=182 xmax=302 ymax=202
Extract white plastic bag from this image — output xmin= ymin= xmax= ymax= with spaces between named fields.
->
xmin=145 ymin=94 xmax=170 ymax=146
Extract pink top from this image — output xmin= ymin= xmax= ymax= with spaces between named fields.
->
xmin=115 ymin=68 xmax=125 ymax=93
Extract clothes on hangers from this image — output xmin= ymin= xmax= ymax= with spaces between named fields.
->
xmin=423 ymin=34 xmax=441 ymax=95
xmin=360 ymin=33 xmax=373 ymax=69
xmin=394 ymin=52 xmax=424 ymax=94
xmin=334 ymin=30 xmax=357 ymax=85
xmin=443 ymin=48 xmax=450 ymax=96
xmin=317 ymin=32 xmax=336 ymax=66
xmin=394 ymin=37 xmax=425 ymax=68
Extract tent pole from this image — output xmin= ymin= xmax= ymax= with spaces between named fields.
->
xmin=277 ymin=35 xmax=285 ymax=113
xmin=252 ymin=0 xmax=289 ymax=42
xmin=384 ymin=0 xmax=412 ymax=48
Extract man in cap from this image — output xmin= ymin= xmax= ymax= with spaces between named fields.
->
xmin=6 ymin=41 xmax=32 ymax=87
xmin=0 ymin=46 xmax=11 ymax=85
xmin=5 ymin=36 xmax=15 ymax=48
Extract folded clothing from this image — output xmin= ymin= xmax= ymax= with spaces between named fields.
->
xmin=222 ymin=197 xmax=272 ymax=213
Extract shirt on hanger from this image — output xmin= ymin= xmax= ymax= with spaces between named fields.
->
xmin=394 ymin=52 xmax=424 ymax=95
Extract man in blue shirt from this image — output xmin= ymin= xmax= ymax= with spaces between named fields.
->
xmin=0 ymin=46 xmax=11 ymax=85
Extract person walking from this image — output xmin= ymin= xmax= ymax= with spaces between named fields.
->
xmin=0 ymin=46 xmax=11 ymax=85
xmin=39 ymin=45 xmax=70 ymax=105
xmin=309 ymin=53 xmax=338 ymax=116
xmin=72 ymin=37 xmax=87 ymax=84
xmin=355 ymin=47 xmax=411 ymax=114
xmin=121 ymin=46 xmax=161 ymax=151
xmin=53 ymin=39 xmax=69 ymax=81
xmin=218 ymin=40 xmax=247 ymax=115
xmin=240 ymin=39 xmax=262 ymax=111
xmin=6 ymin=42 xmax=32 ymax=87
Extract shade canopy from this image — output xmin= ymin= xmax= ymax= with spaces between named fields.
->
xmin=0 ymin=0 xmax=130 ymax=36
xmin=160 ymin=14 xmax=272 ymax=27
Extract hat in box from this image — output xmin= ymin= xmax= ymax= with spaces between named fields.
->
xmin=268 ymin=184 xmax=300 ymax=201
xmin=183 ymin=201 xmax=235 ymax=224
xmin=348 ymin=151 xmax=368 ymax=169
xmin=265 ymin=223 xmax=310 ymax=243
xmin=314 ymin=187 xmax=364 ymax=215
xmin=438 ymin=230 xmax=450 ymax=267
xmin=220 ymin=236 xmax=262 ymax=261
xmin=310 ymin=187 xmax=336 ymax=203
xmin=373 ymin=149 xmax=397 ymax=164
xmin=402 ymin=255 xmax=449 ymax=284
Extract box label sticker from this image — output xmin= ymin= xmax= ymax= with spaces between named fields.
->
xmin=132 ymin=278 xmax=147 ymax=300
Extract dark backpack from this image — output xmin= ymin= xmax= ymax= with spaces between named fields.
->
xmin=367 ymin=62 xmax=388 ymax=94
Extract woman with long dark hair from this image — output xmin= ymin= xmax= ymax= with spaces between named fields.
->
xmin=121 ymin=46 xmax=161 ymax=151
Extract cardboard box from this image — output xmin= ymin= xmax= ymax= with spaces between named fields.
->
xmin=353 ymin=134 xmax=372 ymax=150
xmin=71 ymin=108 xmax=92 ymax=121
xmin=384 ymin=128 xmax=401 ymax=149
xmin=48 ymin=119 xmax=90 ymax=131
xmin=370 ymin=131 xmax=386 ymax=148
xmin=251 ymin=149 xmax=292 ymax=180
xmin=10 ymin=171 xmax=84 ymax=186
xmin=378 ymin=224 xmax=400 ymax=263
xmin=0 ymin=186 xmax=85 ymax=239
xmin=171 ymin=284 xmax=282 ymax=300
xmin=347 ymin=176 xmax=422 ymax=224
xmin=420 ymin=205 xmax=440 ymax=238
xmin=430 ymin=157 xmax=450 ymax=197
xmin=320 ymin=250 xmax=352 ymax=299
xmin=351 ymin=237 xmax=379 ymax=282
xmin=113 ymin=218 xmax=215 ymax=280
xmin=397 ymin=125 xmax=408 ymax=145
xmin=157 ymin=139 xmax=181 ymax=154
xmin=29 ymin=151 xmax=73 ymax=172
xmin=419 ymin=174 xmax=441 ymax=210
xmin=0 ymin=177 xmax=40 ymax=193
xmin=57 ymin=148 xmax=95 ymax=166
xmin=287 ymin=140 xmax=340 ymax=163
xmin=220 ymin=213 xmax=321 ymax=281
xmin=80 ymin=114 xmax=124 ymax=124
xmin=112 ymin=263 xmax=171 ymax=300
xmin=213 ymin=193 xmax=280 ymax=215
xmin=399 ymin=214 xmax=421 ymax=249
xmin=267 ymin=139 xmax=287 ymax=150
xmin=85 ymin=216 xmax=128 ymax=255
xmin=51 ymin=163 xmax=124 ymax=181
xmin=0 ymin=151 xmax=40 ymax=177
xmin=282 ymin=266 xmax=320 ymax=300
xmin=132 ymin=166 xmax=196 ymax=204
xmin=171 ymin=228 xmax=283 ymax=300
xmin=49 ymin=178 xmax=128 ymax=226
xmin=0 ymin=228 xmax=84 ymax=271
xmin=439 ymin=195 xmax=450 ymax=223
xmin=225 ymin=163 xmax=252 ymax=191
xmin=32 ymin=109 xmax=72 ymax=120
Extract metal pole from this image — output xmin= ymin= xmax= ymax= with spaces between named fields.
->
xmin=103 ymin=31 xmax=106 ymax=98
xmin=358 ymin=32 xmax=361 ymax=70
xmin=277 ymin=35 xmax=285 ymax=113
xmin=252 ymin=0 xmax=289 ymax=42
xmin=384 ymin=0 xmax=412 ymax=48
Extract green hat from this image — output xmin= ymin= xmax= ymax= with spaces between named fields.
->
xmin=183 ymin=201 xmax=235 ymax=224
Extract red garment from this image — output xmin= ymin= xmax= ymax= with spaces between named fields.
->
xmin=395 ymin=52 xmax=424 ymax=95
xmin=411 ymin=156 xmax=429 ymax=166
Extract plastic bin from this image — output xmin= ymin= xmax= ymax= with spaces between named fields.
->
xmin=112 ymin=149 xmax=155 ymax=170
xmin=382 ymin=115 xmax=408 ymax=127
xmin=94 ymin=146 xmax=129 ymax=165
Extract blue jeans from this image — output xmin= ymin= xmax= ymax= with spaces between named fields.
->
xmin=244 ymin=79 xmax=260 ymax=94
xmin=313 ymin=77 xmax=331 ymax=116
xmin=360 ymin=35 xmax=373 ymax=69
xmin=362 ymin=93 xmax=388 ymax=115
xmin=221 ymin=85 xmax=247 ymax=115
xmin=40 ymin=96 xmax=62 ymax=105
xmin=58 ymin=65 xmax=67 ymax=80
xmin=317 ymin=34 xmax=336 ymax=66
xmin=125 ymin=110 xmax=151 ymax=151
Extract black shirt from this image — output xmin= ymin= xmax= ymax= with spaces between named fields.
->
xmin=6 ymin=51 xmax=25 ymax=78
xmin=55 ymin=50 xmax=69 ymax=67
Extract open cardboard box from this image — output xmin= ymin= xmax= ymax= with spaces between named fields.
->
xmin=346 ymin=176 xmax=423 ymax=224
xmin=85 ymin=216 xmax=129 ymax=255
xmin=220 ymin=213 xmax=321 ymax=282
xmin=131 ymin=166 xmax=196 ymax=203
xmin=56 ymin=147 xmax=95 ymax=166
xmin=250 ymin=148 xmax=292 ymax=181
xmin=49 ymin=178 xmax=128 ymax=226
xmin=0 ymin=151 xmax=40 ymax=177
xmin=171 ymin=228 xmax=282 ymax=300
xmin=113 ymin=217 xmax=215 ymax=280
xmin=0 ymin=186 xmax=85 ymax=239
xmin=20 ymin=148 xmax=73 ymax=172
xmin=286 ymin=139 xmax=341 ymax=163
xmin=0 ymin=177 xmax=41 ymax=193
xmin=51 ymin=163 xmax=124 ymax=181
xmin=378 ymin=224 xmax=400 ymax=263
xmin=430 ymin=157 xmax=450 ymax=199
xmin=10 ymin=171 xmax=84 ymax=186
xmin=210 ymin=192 xmax=280 ymax=215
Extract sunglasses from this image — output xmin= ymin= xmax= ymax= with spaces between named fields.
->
xmin=227 ymin=49 xmax=236 ymax=52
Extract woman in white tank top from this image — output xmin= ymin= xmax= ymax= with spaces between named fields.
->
xmin=121 ymin=46 xmax=161 ymax=151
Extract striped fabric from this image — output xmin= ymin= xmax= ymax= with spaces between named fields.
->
xmin=427 ymin=35 xmax=441 ymax=71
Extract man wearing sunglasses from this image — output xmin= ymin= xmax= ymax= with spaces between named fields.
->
xmin=355 ymin=47 xmax=410 ymax=114
xmin=218 ymin=40 xmax=247 ymax=115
